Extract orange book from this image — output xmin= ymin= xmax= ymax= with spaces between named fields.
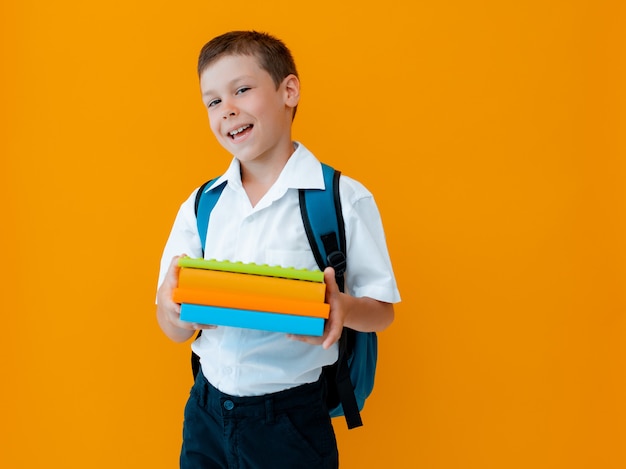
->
xmin=177 ymin=268 xmax=326 ymax=303
xmin=172 ymin=287 xmax=330 ymax=318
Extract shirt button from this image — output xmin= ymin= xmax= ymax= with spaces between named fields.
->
xmin=223 ymin=400 xmax=234 ymax=411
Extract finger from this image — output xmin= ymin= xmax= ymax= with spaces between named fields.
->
xmin=167 ymin=254 xmax=187 ymax=285
xmin=322 ymin=320 xmax=343 ymax=349
xmin=323 ymin=267 xmax=339 ymax=301
xmin=324 ymin=267 xmax=341 ymax=304
xmin=286 ymin=334 xmax=323 ymax=346
xmin=176 ymin=320 xmax=217 ymax=331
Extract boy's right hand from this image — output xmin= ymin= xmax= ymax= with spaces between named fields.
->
xmin=156 ymin=255 xmax=216 ymax=342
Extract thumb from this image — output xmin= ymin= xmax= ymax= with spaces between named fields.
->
xmin=167 ymin=254 xmax=186 ymax=286
xmin=323 ymin=266 xmax=339 ymax=302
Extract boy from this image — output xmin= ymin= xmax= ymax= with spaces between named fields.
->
xmin=156 ymin=31 xmax=400 ymax=468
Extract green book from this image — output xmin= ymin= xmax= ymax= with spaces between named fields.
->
xmin=178 ymin=257 xmax=324 ymax=283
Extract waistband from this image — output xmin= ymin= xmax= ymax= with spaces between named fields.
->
xmin=193 ymin=369 xmax=326 ymax=422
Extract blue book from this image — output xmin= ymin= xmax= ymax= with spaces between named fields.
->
xmin=180 ymin=303 xmax=325 ymax=336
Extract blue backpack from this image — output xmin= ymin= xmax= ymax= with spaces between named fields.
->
xmin=191 ymin=163 xmax=376 ymax=429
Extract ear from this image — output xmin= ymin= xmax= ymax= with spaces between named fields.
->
xmin=282 ymin=74 xmax=300 ymax=109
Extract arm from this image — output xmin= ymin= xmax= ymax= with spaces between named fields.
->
xmin=288 ymin=180 xmax=400 ymax=349
xmin=289 ymin=266 xmax=395 ymax=349
xmin=156 ymin=255 xmax=215 ymax=343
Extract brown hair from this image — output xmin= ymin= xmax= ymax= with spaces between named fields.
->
xmin=197 ymin=31 xmax=299 ymax=88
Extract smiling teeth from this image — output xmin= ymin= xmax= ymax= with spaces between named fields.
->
xmin=230 ymin=125 xmax=250 ymax=136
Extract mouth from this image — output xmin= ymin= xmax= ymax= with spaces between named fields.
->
xmin=228 ymin=124 xmax=253 ymax=140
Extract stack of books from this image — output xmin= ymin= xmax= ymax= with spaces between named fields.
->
xmin=174 ymin=258 xmax=329 ymax=336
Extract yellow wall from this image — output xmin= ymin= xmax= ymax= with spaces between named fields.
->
xmin=2 ymin=1 xmax=625 ymax=468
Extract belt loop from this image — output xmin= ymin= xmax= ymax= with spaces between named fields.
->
xmin=265 ymin=398 xmax=275 ymax=425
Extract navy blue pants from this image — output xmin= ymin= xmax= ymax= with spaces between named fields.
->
xmin=180 ymin=369 xmax=339 ymax=469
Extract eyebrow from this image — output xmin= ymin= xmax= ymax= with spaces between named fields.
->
xmin=201 ymin=75 xmax=254 ymax=98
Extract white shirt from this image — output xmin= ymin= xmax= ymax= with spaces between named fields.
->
xmin=157 ymin=142 xmax=400 ymax=396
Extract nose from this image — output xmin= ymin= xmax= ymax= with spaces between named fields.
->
xmin=221 ymin=100 xmax=238 ymax=120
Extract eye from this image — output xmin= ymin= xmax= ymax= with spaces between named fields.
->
xmin=236 ymin=86 xmax=250 ymax=95
xmin=206 ymin=98 xmax=221 ymax=109
xmin=208 ymin=98 xmax=221 ymax=108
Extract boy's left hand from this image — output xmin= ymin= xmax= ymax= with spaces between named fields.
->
xmin=287 ymin=267 xmax=346 ymax=349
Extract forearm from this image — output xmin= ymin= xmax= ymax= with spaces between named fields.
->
xmin=156 ymin=255 xmax=198 ymax=343
xmin=156 ymin=303 xmax=196 ymax=343
xmin=342 ymin=294 xmax=394 ymax=332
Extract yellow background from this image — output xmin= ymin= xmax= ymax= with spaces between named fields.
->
xmin=2 ymin=1 xmax=625 ymax=468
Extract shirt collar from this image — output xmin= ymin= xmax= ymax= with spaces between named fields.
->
xmin=203 ymin=141 xmax=326 ymax=194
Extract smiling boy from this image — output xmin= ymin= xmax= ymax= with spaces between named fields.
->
xmin=156 ymin=31 xmax=400 ymax=469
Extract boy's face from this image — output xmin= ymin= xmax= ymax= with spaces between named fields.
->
xmin=200 ymin=54 xmax=299 ymax=164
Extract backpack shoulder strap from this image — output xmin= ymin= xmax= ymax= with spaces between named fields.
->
xmin=191 ymin=177 xmax=225 ymax=378
xmin=195 ymin=178 xmax=227 ymax=256
xmin=298 ymin=163 xmax=347 ymax=287
xmin=299 ymin=163 xmax=364 ymax=429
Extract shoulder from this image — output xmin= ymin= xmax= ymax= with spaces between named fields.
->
xmin=337 ymin=173 xmax=375 ymax=206
xmin=335 ymin=173 xmax=385 ymax=231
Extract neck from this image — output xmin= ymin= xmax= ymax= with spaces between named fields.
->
xmin=240 ymin=141 xmax=295 ymax=206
